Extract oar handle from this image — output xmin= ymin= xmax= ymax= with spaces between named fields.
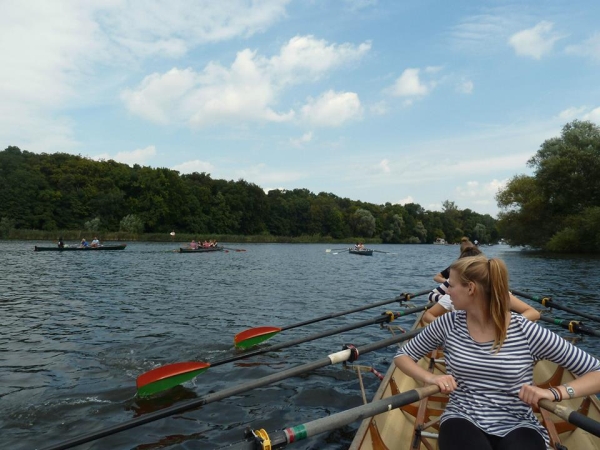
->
xmin=540 ymin=399 xmax=600 ymax=438
xmin=511 ymin=289 xmax=600 ymax=324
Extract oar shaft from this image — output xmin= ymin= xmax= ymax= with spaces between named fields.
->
xmin=230 ymin=385 xmax=439 ymax=450
xmin=538 ymin=315 xmax=600 ymax=337
xmin=41 ymin=328 xmax=423 ymax=450
xmin=511 ymin=290 xmax=600 ymax=324
xmin=218 ymin=305 xmax=427 ymax=368
xmin=540 ymin=399 xmax=600 ymax=438
xmin=281 ymin=290 xmax=430 ymax=332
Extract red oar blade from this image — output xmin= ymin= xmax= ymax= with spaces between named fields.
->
xmin=234 ymin=326 xmax=282 ymax=350
xmin=136 ymin=361 xmax=210 ymax=397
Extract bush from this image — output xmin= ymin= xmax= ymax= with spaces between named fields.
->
xmin=120 ymin=214 xmax=144 ymax=234
xmin=0 ymin=217 xmax=15 ymax=239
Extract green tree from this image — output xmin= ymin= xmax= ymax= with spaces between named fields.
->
xmin=120 ymin=214 xmax=144 ymax=234
xmin=497 ymin=120 xmax=600 ymax=251
xmin=351 ymin=208 xmax=376 ymax=237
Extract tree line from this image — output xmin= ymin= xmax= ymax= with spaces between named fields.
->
xmin=496 ymin=120 xmax=600 ymax=253
xmin=0 ymin=145 xmax=498 ymax=244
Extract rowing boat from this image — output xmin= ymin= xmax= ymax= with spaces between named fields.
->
xmin=34 ymin=244 xmax=127 ymax=252
xmin=349 ymin=315 xmax=600 ymax=449
xmin=349 ymin=249 xmax=373 ymax=256
xmin=178 ymin=246 xmax=224 ymax=253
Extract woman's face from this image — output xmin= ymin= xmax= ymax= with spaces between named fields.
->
xmin=447 ymin=269 xmax=472 ymax=310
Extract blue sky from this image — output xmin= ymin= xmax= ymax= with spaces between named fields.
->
xmin=2 ymin=0 xmax=599 ymax=217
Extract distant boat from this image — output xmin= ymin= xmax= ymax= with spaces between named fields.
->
xmin=433 ymin=238 xmax=447 ymax=245
xmin=179 ymin=246 xmax=224 ymax=253
xmin=349 ymin=248 xmax=373 ymax=256
xmin=34 ymin=244 xmax=127 ymax=252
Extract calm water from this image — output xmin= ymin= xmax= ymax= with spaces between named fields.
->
xmin=1 ymin=242 xmax=599 ymax=450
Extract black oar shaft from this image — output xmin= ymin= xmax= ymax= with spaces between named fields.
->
xmin=217 ymin=305 xmax=427 ymax=368
xmin=511 ymin=290 xmax=600 ymax=324
xmin=538 ymin=315 xmax=600 ymax=338
xmin=42 ymin=328 xmax=423 ymax=450
xmin=540 ymin=400 xmax=600 ymax=438
xmin=230 ymin=385 xmax=439 ymax=450
xmin=281 ymin=290 xmax=430 ymax=332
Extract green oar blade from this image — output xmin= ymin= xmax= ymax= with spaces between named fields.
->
xmin=136 ymin=361 xmax=210 ymax=397
xmin=234 ymin=326 xmax=282 ymax=350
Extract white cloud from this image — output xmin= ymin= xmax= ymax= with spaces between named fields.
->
xmin=558 ymin=106 xmax=600 ymax=124
xmin=290 ymin=131 xmax=313 ymax=147
xmin=508 ymin=21 xmax=563 ymax=60
xmin=457 ymin=79 xmax=474 ymax=94
xmin=234 ymin=163 xmax=306 ymax=184
xmin=122 ymin=36 xmax=369 ymax=128
xmin=94 ymin=145 xmax=157 ymax=166
xmin=300 ymin=90 xmax=363 ymax=127
xmin=455 ymin=179 xmax=508 ymax=207
xmin=396 ymin=196 xmax=414 ymax=205
xmin=378 ymin=159 xmax=391 ymax=174
xmin=369 ymin=101 xmax=388 ymax=115
xmin=172 ymin=159 xmax=215 ymax=174
xmin=0 ymin=0 xmax=292 ymax=154
xmin=558 ymin=106 xmax=589 ymax=120
xmin=389 ymin=68 xmax=432 ymax=97
xmin=269 ymin=35 xmax=371 ymax=85
xmin=584 ymin=107 xmax=600 ymax=124
xmin=565 ymin=33 xmax=600 ymax=62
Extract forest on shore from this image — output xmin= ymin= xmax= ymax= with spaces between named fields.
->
xmin=2 ymin=119 xmax=598 ymax=252
xmin=0 ymin=146 xmax=497 ymax=245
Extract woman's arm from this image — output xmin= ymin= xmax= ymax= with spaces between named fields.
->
xmin=520 ymin=371 xmax=600 ymax=407
xmin=509 ymin=293 xmax=540 ymax=321
xmin=395 ymin=355 xmax=456 ymax=392
xmin=423 ymin=302 xmax=449 ymax=324
xmin=433 ymin=273 xmax=446 ymax=283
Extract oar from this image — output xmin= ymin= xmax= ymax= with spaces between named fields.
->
xmin=325 ymin=248 xmax=350 ymax=252
xmin=41 ymin=327 xmax=424 ymax=450
xmin=137 ymin=304 xmax=429 ymax=397
xmin=223 ymin=247 xmax=246 ymax=252
xmin=540 ymin=399 xmax=600 ymax=438
xmin=538 ymin=315 xmax=600 ymax=337
xmin=373 ymin=250 xmax=396 ymax=254
xmin=234 ymin=289 xmax=430 ymax=349
xmin=228 ymin=385 xmax=440 ymax=450
xmin=227 ymin=389 xmax=600 ymax=450
xmin=511 ymin=289 xmax=600 ymax=324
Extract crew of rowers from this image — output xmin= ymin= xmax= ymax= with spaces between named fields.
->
xmin=189 ymin=239 xmax=218 ymax=249
xmin=353 ymin=242 xmax=365 ymax=250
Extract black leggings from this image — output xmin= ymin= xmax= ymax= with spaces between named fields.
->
xmin=439 ymin=418 xmax=546 ymax=450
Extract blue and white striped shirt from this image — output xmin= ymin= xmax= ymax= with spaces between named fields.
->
xmin=395 ymin=311 xmax=600 ymax=445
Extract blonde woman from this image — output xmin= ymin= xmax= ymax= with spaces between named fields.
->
xmin=395 ymin=256 xmax=600 ymax=450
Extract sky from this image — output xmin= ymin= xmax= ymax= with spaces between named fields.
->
xmin=2 ymin=0 xmax=600 ymax=218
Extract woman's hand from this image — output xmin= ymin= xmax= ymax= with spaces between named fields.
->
xmin=427 ymin=374 xmax=456 ymax=393
xmin=519 ymin=384 xmax=555 ymax=407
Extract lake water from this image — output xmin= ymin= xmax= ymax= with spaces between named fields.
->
xmin=1 ymin=241 xmax=599 ymax=450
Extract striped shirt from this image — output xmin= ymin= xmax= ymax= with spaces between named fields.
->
xmin=395 ymin=311 xmax=600 ymax=446
xmin=428 ymin=280 xmax=450 ymax=304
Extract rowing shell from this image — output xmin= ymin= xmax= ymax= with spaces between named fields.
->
xmin=349 ymin=315 xmax=600 ymax=450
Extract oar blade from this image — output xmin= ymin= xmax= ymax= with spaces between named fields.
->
xmin=136 ymin=361 xmax=210 ymax=397
xmin=234 ymin=326 xmax=282 ymax=350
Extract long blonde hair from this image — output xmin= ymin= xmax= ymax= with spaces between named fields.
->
xmin=449 ymin=255 xmax=510 ymax=351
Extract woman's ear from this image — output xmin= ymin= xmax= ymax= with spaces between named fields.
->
xmin=468 ymin=281 xmax=475 ymax=295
